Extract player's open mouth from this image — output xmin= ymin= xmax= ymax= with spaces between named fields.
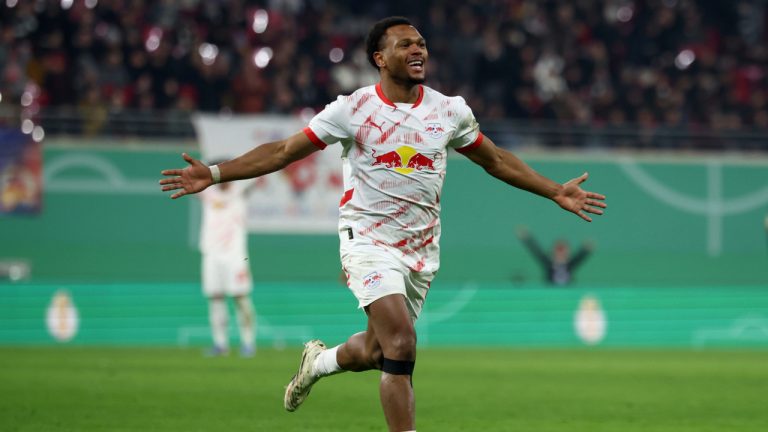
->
xmin=408 ymin=59 xmax=424 ymax=72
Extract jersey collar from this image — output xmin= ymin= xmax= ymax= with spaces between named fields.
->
xmin=375 ymin=83 xmax=424 ymax=109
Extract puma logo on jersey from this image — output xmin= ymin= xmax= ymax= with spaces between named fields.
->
xmin=364 ymin=117 xmax=384 ymax=133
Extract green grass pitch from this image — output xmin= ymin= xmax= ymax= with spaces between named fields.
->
xmin=1 ymin=347 xmax=767 ymax=431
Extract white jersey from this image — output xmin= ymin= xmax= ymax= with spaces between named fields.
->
xmin=305 ymin=83 xmax=483 ymax=273
xmin=199 ymin=181 xmax=252 ymax=258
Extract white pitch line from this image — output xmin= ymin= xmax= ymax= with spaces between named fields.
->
xmin=619 ymin=157 xmax=768 ymax=216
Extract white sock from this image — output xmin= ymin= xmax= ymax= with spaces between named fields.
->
xmin=209 ymin=298 xmax=229 ymax=349
xmin=312 ymin=345 xmax=342 ymax=377
xmin=234 ymin=296 xmax=256 ymax=349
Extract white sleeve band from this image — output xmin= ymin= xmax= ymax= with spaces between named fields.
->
xmin=208 ymin=164 xmax=221 ymax=184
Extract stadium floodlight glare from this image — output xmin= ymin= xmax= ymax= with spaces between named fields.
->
xmin=199 ymin=43 xmax=219 ymax=66
xmin=6 ymin=0 xmax=18 ymax=8
xmin=0 ymin=91 xmax=3 ymax=103
xmin=32 ymin=126 xmax=45 ymax=142
xmin=252 ymin=9 xmax=268 ymax=34
xmin=20 ymin=92 xmax=33 ymax=107
xmin=145 ymin=28 xmax=162 ymax=52
xmin=675 ymin=49 xmax=695 ymax=70
xmin=84 ymin=0 xmax=97 ymax=9
xmin=21 ymin=119 xmax=34 ymax=134
xmin=61 ymin=0 xmax=73 ymax=9
xmin=253 ymin=47 xmax=273 ymax=69
xmin=616 ymin=5 xmax=633 ymax=22
xmin=329 ymin=47 xmax=344 ymax=64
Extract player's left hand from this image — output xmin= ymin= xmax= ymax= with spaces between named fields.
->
xmin=159 ymin=153 xmax=214 ymax=199
xmin=553 ymin=172 xmax=607 ymax=222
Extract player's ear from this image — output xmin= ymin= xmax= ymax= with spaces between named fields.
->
xmin=373 ymin=52 xmax=385 ymax=68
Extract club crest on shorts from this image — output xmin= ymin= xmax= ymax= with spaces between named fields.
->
xmin=363 ymin=271 xmax=383 ymax=289
xmin=425 ymin=122 xmax=445 ymax=139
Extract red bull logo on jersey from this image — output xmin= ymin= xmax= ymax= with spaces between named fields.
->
xmin=371 ymin=146 xmax=435 ymax=174
xmin=425 ymin=122 xmax=445 ymax=139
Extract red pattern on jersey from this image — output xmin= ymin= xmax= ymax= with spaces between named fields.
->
xmin=370 ymin=217 xmax=437 ymax=256
xmin=440 ymin=100 xmax=455 ymax=118
xmin=339 ymin=188 xmax=354 ymax=207
xmin=376 ymin=119 xmax=403 ymax=145
xmin=352 ymin=93 xmax=375 ymax=116
xmin=400 ymin=131 xmax=424 ymax=146
xmin=355 ymin=113 xmax=379 ymax=145
xmin=378 ymin=177 xmax=418 ymax=190
xmin=358 ymin=203 xmax=411 ymax=236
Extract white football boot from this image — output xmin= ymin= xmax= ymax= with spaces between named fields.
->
xmin=284 ymin=339 xmax=326 ymax=412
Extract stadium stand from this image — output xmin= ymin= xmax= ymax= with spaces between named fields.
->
xmin=1 ymin=0 xmax=767 ymax=150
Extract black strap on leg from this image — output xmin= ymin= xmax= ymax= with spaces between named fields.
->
xmin=381 ymin=357 xmax=415 ymax=375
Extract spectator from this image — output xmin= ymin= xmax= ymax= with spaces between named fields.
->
xmin=0 ymin=0 xmax=767 ymax=148
xmin=516 ymin=226 xmax=593 ymax=286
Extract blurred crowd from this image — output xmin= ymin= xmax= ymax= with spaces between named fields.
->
xmin=1 ymin=0 xmax=768 ymax=142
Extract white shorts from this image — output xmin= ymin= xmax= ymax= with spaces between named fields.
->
xmin=202 ymin=255 xmax=253 ymax=298
xmin=339 ymin=230 xmax=435 ymax=321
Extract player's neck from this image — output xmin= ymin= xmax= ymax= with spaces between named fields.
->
xmin=378 ymin=78 xmax=421 ymax=104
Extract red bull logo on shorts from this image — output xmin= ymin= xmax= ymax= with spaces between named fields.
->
xmin=371 ymin=146 xmax=435 ymax=174
xmin=363 ymin=271 xmax=383 ymax=289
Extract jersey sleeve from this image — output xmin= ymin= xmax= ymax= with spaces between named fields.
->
xmin=304 ymin=95 xmax=351 ymax=149
xmin=447 ymin=97 xmax=484 ymax=154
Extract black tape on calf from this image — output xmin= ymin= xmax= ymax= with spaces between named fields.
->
xmin=381 ymin=357 xmax=415 ymax=375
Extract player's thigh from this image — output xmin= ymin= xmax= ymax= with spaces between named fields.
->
xmin=365 ymin=293 xmax=416 ymax=359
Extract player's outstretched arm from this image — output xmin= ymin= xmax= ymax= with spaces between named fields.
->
xmin=461 ymin=136 xmax=607 ymax=222
xmin=159 ymin=131 xmax=319 ymax=199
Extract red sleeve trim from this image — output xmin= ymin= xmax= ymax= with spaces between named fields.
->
xmin=303 ymin=127 xmax=327 ymax=150
xmin=339 ymin=188 xmax=354 ymax=207
xmin=455 ymin=132 xmax=484 ymax=154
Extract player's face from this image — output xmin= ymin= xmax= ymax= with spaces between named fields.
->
xmin=379 ymin=25 xmax=428 ymax=84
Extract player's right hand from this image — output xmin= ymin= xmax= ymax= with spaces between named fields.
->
xmin=159 ymin=153 xmax=213 ymax=199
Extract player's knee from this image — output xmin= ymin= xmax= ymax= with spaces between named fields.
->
xmin=366 ymin=345 xmax=383 ymax=369
xmin=385 ymin=331 xmax=417 ymax=361
xmin=234 ymin=296 xmax=253 ymax=316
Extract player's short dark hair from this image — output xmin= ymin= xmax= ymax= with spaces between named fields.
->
xmin=365 ymin=16 xmax=413 ymax=69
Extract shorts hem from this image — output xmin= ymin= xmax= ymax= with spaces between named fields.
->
xmin=357 ymin=289 xmax=407 ymax=309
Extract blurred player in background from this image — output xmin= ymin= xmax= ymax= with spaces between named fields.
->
xmin=516 ymin=226 xmax=593 ymax=286
xmin=199 ymin=169 xmax=257 ymax=357
xmin=160 ymin=17 xmax=606 ymax=431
